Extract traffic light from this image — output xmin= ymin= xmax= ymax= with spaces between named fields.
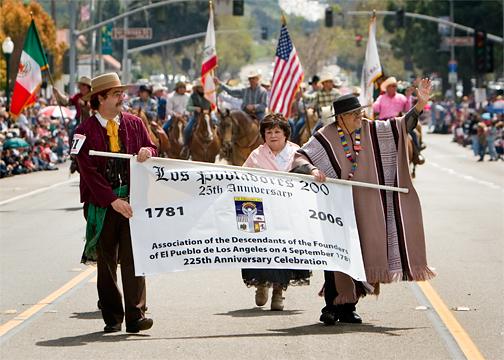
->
xmin=485 ymin=41 xmax=494 ymax=73
xmin=232 ymin=0 xmax=244 ymax=16
xmin=325 ymin=7 xmax=333 ymax=27
xmin=355 ymin=34 xmax=363 ymax=47
xmin=396 ymin=8 xmax=405 ymax=28
xmin=260 ymin=27 xmax=268 ymax=40
xmin=181 ymin=57 xmax=191 ymax=72
xmin=474 ymin=31 xmax=487 ymax=73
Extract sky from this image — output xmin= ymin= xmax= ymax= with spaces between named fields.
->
xmin=278 ymin=0 xmax=325 ymax=22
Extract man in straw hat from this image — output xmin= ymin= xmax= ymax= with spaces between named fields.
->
xmin=373 ymin=76 xmax=424 ymax=164
xmin=74 ymin=72 xmax=157 ymax=333
xmin=292 ymin=79 xmax=435 ymax=325
xmin=215 ymin=70 xmax=268 ymax=120
xmin=53 ymin=76 xmax=92 ymax=123
xmin=294 ymin=73 xmax=341 ymax=141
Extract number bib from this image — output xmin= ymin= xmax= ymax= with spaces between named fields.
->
xmin=70 ymin=134 xmax=86 ymax=155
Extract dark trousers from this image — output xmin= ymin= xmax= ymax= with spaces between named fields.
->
xmin=321 ymin=271 xmax=357 ymax=315
xmin=97 ymin=208 xmax=146 ymax=326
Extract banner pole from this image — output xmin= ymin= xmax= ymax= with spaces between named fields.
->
xmin=89 ymin=150 xmax=409 ymax=193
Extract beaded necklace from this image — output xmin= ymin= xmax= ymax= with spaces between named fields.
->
xmin=337 ymin=125 xmax=361 ymax=179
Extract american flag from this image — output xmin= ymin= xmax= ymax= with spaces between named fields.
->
xmin=269 ymin=24 xmax=304 ymax=118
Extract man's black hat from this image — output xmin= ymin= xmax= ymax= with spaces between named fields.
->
xmin=308 ymin=75 xmax=320 ymax=85
xmin=331 ymin=94 xmax=370 ymax=117
xmin=139 ymin=84 xmax=152 ymax=94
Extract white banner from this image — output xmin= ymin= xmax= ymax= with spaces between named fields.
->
xmin=129 ymin=158 xmax=366 ymax=281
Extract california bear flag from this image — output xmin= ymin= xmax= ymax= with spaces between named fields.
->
xmin=10 ymin=20 xmax=48 ymax=116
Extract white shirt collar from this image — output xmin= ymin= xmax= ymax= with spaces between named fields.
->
xmin=95 ymin=112 xmax=120 ymax=128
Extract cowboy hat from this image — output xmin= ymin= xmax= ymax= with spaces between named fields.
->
xmin=247 ymin=70 xmax=261 ymax=79
xmin=77 ymin=76 xmax=92 ymax=87
xmin=152 ymin=84 xmax=167 ymax=93
xmin=308 ymin=75 xmax=320 ymax=85
xmin=82 ymin=73 xmax=130 ymax=101
xmin=330 ymin=94 xmax=370 ymax=118
xmin=174 ymin=81 xmax=186 ymax=89
xmin=192 ymin=79 xmax=203 ymax=88
xmin=318 ymin=73 xmax=334 ymax=84
xmin=380 ymin=76 xmax=398 ymax=92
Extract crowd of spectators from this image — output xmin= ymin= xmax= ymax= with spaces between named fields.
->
xmin=438 ymin=93 xmax=504 ymax=161
xmin=0 ymin=99 xmax=69 ymax=178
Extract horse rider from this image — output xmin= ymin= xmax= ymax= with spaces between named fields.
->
xmin=130 ymin=84 xmax=158 ymax=121
xmin=215 ymin=70 xmax=268 ymax=121
xmin=163 ymin=81 xmax=189 ymax=134
xmin=373 ymin=76 xmax=424 ymax=164
xmin=152 ymin=84 xmax=168 ymax=123
xmin=294 ymin=73 xmax=340 ymax=140
xmin=180 ymin=79 xmax=218 ymax=159
xmin=54 ymin=76 xmax=92 ymax=125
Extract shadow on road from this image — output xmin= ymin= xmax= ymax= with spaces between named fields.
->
xmin=69 ymin=311 xmax=102 ymax=320
xmin=36 ymin=332 xmax=150 ymax=347
xmin=36 ymin=323 xmax=420 ymax=347
xmin=215 ymin=308 xmax=304 ymax=317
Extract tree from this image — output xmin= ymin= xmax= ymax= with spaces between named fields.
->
xmin=0 ymin=0 xmax=67 ymax=89
xmin=383 ymin=0 xmax=503 ymax=95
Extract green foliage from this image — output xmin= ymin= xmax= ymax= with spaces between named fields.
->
xmin=383 ymin=0 xmax=503 ymax=93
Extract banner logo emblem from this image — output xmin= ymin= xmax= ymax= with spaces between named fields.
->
xmin=234 ymin=197 xmax=266 ymax=233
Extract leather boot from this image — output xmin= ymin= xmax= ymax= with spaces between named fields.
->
xmin=271 ymin=287 xmax=284 ymax=311
xmin=255 ymin=285 xmax=268 ymax=306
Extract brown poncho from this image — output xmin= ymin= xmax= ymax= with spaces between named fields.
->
xmin=293 ymin=109 xmax=435 ymax=304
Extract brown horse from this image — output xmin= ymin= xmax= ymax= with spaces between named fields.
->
xmin=189 ymin=111 xmax=221 ymax=163
xmin=129 ymin=108 xmax=170 ymax=157
xmin=298 ymin=108 xmax=319 ymax=146
xmin=407 ymin=123 xmax=424 ymax=179
xmin=218 ymin=110 xmax=263 ymax=166
xmin=166 ymin=115 xmax=187 ymax=159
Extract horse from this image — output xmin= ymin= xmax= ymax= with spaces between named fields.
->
xmin=298 ymin=108 xmax=319 ymax=146
xmin=218 ymin=110 xmax=263 ymax=166
xmin=129 ymin=108 xmax=170 ymax=157
xmin=189 ymin=111 xmax=221 ymax=163
xmin=166 ymin=114 xmax=187 ymax=159
xmin=407 ymin=123 xmax=424 ymax=179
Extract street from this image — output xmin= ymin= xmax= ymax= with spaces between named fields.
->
xmin=0 ymin=131 xmax=502 ymax=360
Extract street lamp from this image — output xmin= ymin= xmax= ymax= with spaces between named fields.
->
xmin=2 ymin=37 xmax=14 ymax=112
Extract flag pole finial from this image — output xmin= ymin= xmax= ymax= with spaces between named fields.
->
xmin=281 ymin=12 xmax=287 ymax=26
xmin=372 ymin=9 xmax=376 ymax=19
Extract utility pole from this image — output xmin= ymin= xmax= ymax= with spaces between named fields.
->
xmin=90 ymin=0 xmax=96 ymax=77
xmin=449 ymin=0 xmax=456 ymax=99
xmin=69 ymin=0 xmax=77 ymax=95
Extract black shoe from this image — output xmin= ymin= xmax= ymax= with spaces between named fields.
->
xmin=104 ymin=323 xmax=121 ymax=333
xmin=338 ymin=310 xmax=362 ymax=324
xmin=319 ymin=312 xmax=337 ymax=325
xmin=126 ymin=318 xmax=153 ymax=333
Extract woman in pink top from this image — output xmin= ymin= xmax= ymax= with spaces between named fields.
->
xmin=242 ymin=113 xmax=311 ymax=311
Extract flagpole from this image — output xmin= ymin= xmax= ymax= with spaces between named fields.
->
xmin=31 ymin=11 xmax=66 ymax=126
xmin=89 ymin=150 xmax=409 ymax=193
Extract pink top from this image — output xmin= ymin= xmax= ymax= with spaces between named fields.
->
xmin=243 ymin=141 xmax=299 ymax=171
xmin=373 ymin=93 xmax=411 ymax=119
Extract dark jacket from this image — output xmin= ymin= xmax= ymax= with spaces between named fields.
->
xmin=74 ymin=112 xmax=157 ymax=208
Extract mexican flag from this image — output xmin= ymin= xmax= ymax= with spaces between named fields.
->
xmin=10 ymin=20 xmax=48 ymax=116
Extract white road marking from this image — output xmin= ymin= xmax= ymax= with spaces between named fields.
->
xmin=429 ymin=161 xmax=503 ymax=192
xmin=0 ymin=178 xmax=79 ymax=207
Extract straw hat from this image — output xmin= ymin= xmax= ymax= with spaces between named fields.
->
xmin=318 ymin=73 xmax=334 ymax=84
xmin=380 ymin=76 xmax=398 ymax=92
xmin=192 ymin=79 xmax=203 ymax=88
xmin=247 ymin=70 xmax=261 ymax=79
xmin=175 ymin=81 xmax=186 ymax=89
xmin=152 ymin=84 xmax=167 ymax=93
xmin=77 ymin=76 xmax=92 ymax=87
xmin=83 ymin=73 xmax=130 ymax=100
